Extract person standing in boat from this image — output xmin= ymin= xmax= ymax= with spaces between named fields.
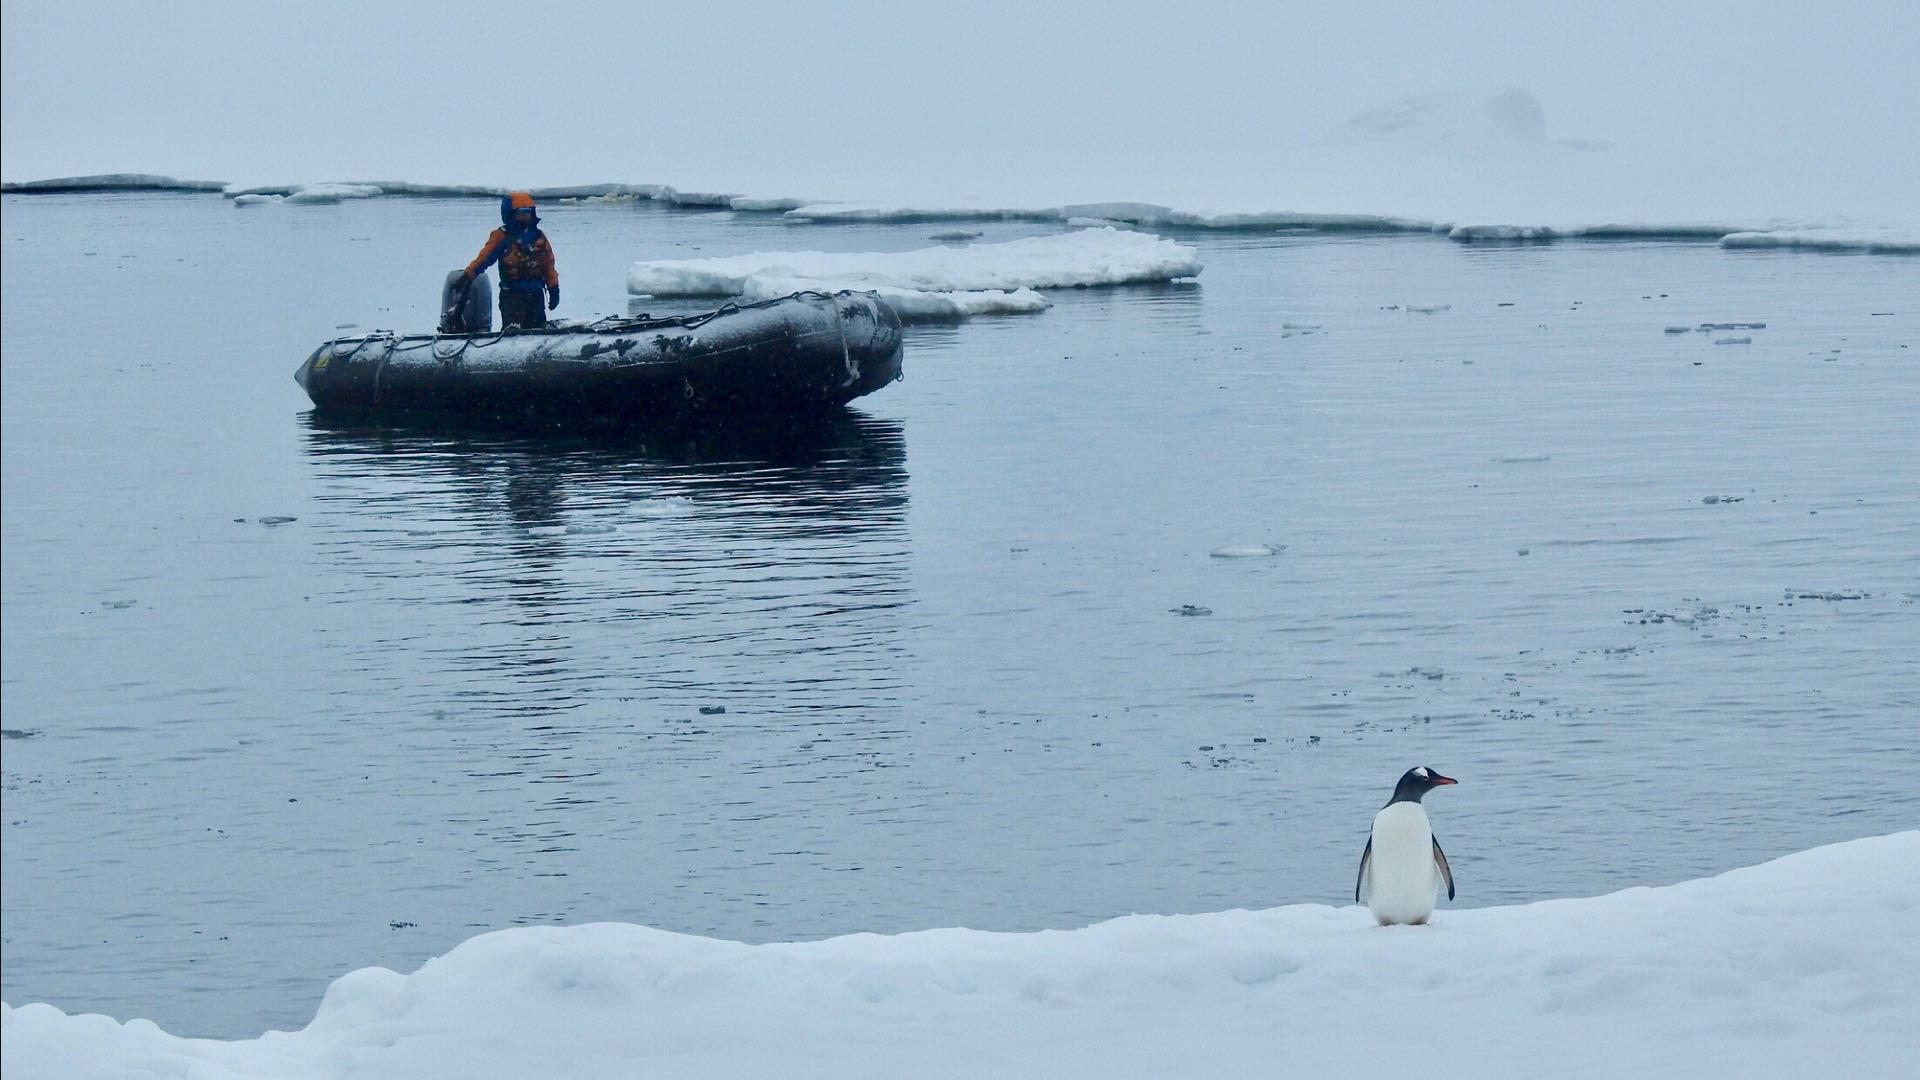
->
xmin=457 ymin=191 xmax=559 ymax=329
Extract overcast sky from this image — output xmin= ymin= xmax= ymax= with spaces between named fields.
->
xmin=4 ymin=0 xmax=1915 ymax=207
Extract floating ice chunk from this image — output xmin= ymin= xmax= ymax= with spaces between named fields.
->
xmin=1407 ymin=303 xmax=1452 ymax=314
xmin=1663 ymin=326 xmax=1691 ymax=334
xmin=227 ymin=182 xmax=382 ymax=205
xmin=1699 ymin=322 xmax=1766 ymax=331
xmin=1722 ymin=228 xmax=1920 ymax=255
xmin=1281 ymin=322 xmax=1323 ymax=331
xmin=285 ymin=183 xmax=383 ymax=205
xmin=628 ymin=228 xmax=1200 ymax=320
xmin=1209 ymin=544 xmax=1281 ymax=558
xmin=1713 ymin=336 xmax=1752 ymax=345
xmin=1449 ymin=224 xmax=1557 ymax=241
xmin=730 ymin=196 xmax=808 ymax=212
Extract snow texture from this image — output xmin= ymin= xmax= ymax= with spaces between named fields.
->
xmin=626 ymin=227 xmax=1201 ymax=319
xmin=4 ymin=833 xmax=1914 ymax=1080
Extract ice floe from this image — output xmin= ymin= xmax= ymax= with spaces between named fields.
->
xmin=8 ymin=170 xmax=1915 ymax=259
xmin=626 ymin=227 xmax=1202 ymax=320
xmin=0 ymin=173 xmax=225 ymax=193
xmin=1720 ymin=227 xmax=1920 ymax=255
xmin=228 ymin=183 xmax=384 ymax=206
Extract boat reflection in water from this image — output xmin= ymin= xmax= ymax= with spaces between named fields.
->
xmin=295 ymin=407 xmax=911 ymax=723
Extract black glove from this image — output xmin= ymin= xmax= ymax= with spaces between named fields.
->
xmin=454 ymin=270 xmax=472 ymax=289
xmin=547 ymin=285 xmax=560 ymax=311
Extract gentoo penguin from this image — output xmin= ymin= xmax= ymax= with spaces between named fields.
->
xmin=1354 ymin=766 xmax=1457 ymax=926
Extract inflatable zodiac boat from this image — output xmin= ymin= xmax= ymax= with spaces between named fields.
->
xmin=295 ymin=287 xmax=904 ymax=420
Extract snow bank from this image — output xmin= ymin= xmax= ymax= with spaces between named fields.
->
xmin=4 ymin=832 xmax=1914 ymax=1080
xmin=626 ymin=227 xmax=1199 ymax=319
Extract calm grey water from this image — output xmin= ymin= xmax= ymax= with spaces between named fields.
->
xmin=3 ymin=193 xmax=1916 ymax=1038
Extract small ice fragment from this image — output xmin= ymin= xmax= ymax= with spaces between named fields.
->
xmin=1699 ymin=322 xmax=1766 ymax=330
xmin=1281 ymin=322 xmax=1322 ymax=331
xmin=1713 ymin=336 xmax=1752 ymax=345
xmin=258 ymin=515 xmax=297 ymax=526
xmin=1171 ymin=604 xmax=1213 ymax=617
xmin=1407 ymin=303 xmax=1451 ymax=314
xmin=1664 ymin=326 xmax=1690 ymax=334
xmin=1210 ymin=544 xmax=1280 ymax=558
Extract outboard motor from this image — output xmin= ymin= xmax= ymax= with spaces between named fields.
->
xmin=439 ymin=270 xmax=493 ymax=333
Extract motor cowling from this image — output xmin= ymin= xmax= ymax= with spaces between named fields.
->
xmin=439 ymin=270 xmax=493 ymax=333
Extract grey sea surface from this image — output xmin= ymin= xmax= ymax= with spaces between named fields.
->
xmin=3 ymin=193 xmax=1916 ymax=1038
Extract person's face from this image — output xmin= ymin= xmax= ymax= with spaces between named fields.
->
xmin=514 ymin=208 xmax=534 ymax=227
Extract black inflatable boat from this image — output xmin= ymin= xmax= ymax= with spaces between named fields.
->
xmin=295 ymin=290 xmax=903 ymax=420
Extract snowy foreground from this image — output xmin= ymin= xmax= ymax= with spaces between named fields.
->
xmin=5 ymin=833 xmax=1914 ymax=1080
xmin=627 ymin=227 xmax=1202 ymax=319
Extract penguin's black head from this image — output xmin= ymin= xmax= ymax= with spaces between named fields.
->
xmin=1388 ymin=765 xmax=1457 ymax=804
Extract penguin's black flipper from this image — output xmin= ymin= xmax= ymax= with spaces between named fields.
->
xmin=1355 ymin=836 xmax=1373 ymax=903
xmin=1432 ymin=835 xmax=1455 ymax=901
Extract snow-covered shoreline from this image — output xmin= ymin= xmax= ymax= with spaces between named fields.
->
xmin=6 ymin=173 xmax=1916 ymax=255
xmin=4 ymin=832 xmax=1914 ymax=1079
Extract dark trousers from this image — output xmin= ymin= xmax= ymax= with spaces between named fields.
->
xmin=501 ymin=288 xmax=546 ymax=329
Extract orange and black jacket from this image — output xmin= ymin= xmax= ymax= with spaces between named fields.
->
xmin=466 ymin=196 xmax=558 ymax=294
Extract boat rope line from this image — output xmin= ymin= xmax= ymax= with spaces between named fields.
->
xmin=325 ymin=290 xmax=883 ymax=349
xmin=831 ymin=295 xmax=858 ymax=387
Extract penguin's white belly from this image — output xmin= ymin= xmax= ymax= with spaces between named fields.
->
xmin=1366 ymin=803 xmax=1440 ymax=924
